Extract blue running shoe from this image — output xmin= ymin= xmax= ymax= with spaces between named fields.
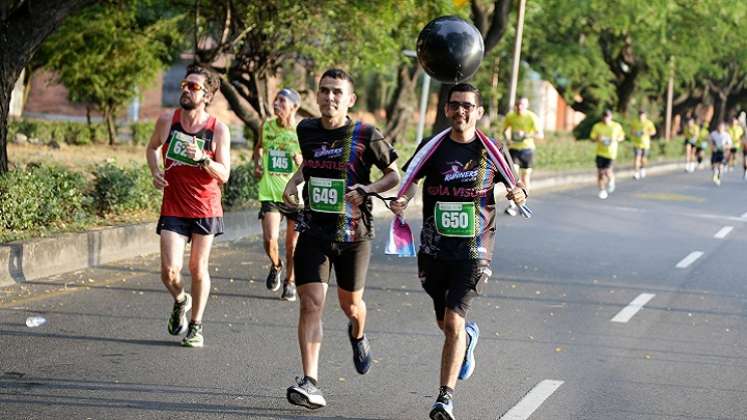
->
xmin=429 ymin=388 xmax=455 ymax=420
xmin=348 ymin=322 xmax=372 ymax=374
xmin=458 ymin=321 xmax=479 ymax=380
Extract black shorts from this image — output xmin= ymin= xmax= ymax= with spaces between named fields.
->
xmin=417 ymin=253 xmax=491 ymax=321
xmin=157 ymin=216 xmax=224 ymax=240
xmin=684 ymin=138 xmax=697 ymax=147
xmin=294 ymin=233 xmax=371 ymax=292
xmin=634 ymin=148 xmax=648 ymax=158
xmin=729 ymin=147 xmax=738 ymax=155
xmin=712 ymin=150 xmax=725 ymax=164
xmin=259 ymin=200 xmax=299 ymax=221
xmin=509 ymin=148 xmax=534 ymax=169
xmin=596 ymin=156 xmax=614 ymax=170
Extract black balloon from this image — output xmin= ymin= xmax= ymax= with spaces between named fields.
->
xmin=416 ymin=16 xmax=485 ymax=84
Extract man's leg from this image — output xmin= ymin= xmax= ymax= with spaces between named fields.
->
xmin=640 ymin=151 xmax=648 ymax=177
xmin=160 ymin=230 xmax=191 ymax=336
xmin=285 ymin=219 xmax=299 ymax=283
xmin=187 ymin=233 xmax=214 ymax=323
xmin=520 ymin=168 xmax=532 ymax=190
xmin=439 ymin=309 xmax=467 ymax=389
xmin=160 ymin=230 xmax=188 ymax=299
xmin=335 ymin=240 xmax=373 ymax=375
xmin=607 ymin=167 xmax=616 ymax=192
xmin=298 ymin=282 xmax=328 ymax=380
xmin=262 ymin=211 xmax=282 ymax=267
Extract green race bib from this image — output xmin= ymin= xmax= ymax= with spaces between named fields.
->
xmin=166 ymin=131 xmax=206 ymax=166
xmin=434 ymin=202 xmax=476 ymax=238
xmin=309 ymin=177 xmax=345 ymax=214
xmin=267 ymin=149 xmax=292 ymax=174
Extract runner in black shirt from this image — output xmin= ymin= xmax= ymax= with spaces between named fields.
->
xmin=391 ymin=83 xmax=526 ymax=420
xmin=282 ymin=69 xmax=400 ymax=409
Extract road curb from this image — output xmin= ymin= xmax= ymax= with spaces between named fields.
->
xmin=1 ymin=161 xmax=686 ymax=288
xmin=0 ymin=210 xmax=262 ymax=288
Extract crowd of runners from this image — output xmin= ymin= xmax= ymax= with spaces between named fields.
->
xmin=143 ymin=63 xmax=743 ymax=420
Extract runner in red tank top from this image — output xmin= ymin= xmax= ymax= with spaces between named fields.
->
xmin=145 ymin=64 xmax=231 ymax=348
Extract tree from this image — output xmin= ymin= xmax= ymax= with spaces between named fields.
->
xmin=432 ymin=0 xmax=512 ymax=133
xmin=0 ymin=0 xmax=96 ymax=172
xmin=39 ymin=1 xmax=185 ymax=144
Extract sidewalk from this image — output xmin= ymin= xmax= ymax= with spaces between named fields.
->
xmin=0 ymin=160 xmax=685 ymax=288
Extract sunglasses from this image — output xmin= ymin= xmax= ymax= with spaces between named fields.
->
xmin=447 ymin=101 xmax=477 ymax=112
xmin=180 ymin=80 xmax=205 ymax=93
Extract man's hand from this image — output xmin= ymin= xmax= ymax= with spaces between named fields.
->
xmin=389 ymin=196 xmax=409 ymax=217
xmin=283 ymin=182 xmax=300 ymax=208
xmin=345 ymin=184 xmax=369 ymax=207
xmin=152 ymin=170 xmax=168 ymax=189
xmin=185 ymin=136 xmax=204 ymax=161
xmin=253 ymin=160 xmax=263 ymax=178
xmin=505 ymin=186 xmax=526 ymax=206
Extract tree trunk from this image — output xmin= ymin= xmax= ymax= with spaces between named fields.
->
xmin=219 ymin=76 xmax=262 ymax=145
xmin=384 ymin=63 xmax=421 ymax=145
xmin=104 ymin=107 xmax=116 ymax=146
xmin=710 ymin=92 xmax=728 ymax=131
xmin=0 ymin=0 xmax=96 ymax=173
xmin=85 ymin=105 xmax=96 ymax=142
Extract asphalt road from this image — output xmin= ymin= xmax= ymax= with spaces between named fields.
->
xmin=1 ymin=167 xmax=746 ymax=420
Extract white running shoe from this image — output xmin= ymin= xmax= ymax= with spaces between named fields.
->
xmin=598 ymin=190 xmax=608 ymax=199
xmin=607 ymin=180 xmax=616 ymax=193
xmin=640 ymin=169 xmax=646 ymax=178
xmin=633 ymin=171 xmax=641 ymax=180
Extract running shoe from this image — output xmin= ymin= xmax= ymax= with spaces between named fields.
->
xmin=607 ymin=180 xmax=616 ymax=193
xmin=640 ymin=169 xmax=646 ymax=178
xmin=266 ymin=263 xmax=282 ymax=291
xmin=281 ymin=281 xmax=297 ymax=302
xmin=167 ymin=294 xmax=192 ymax=336
xmin=181 ymin=322 xmax=203 ymax=347
xmin=504 ymin=202 xmax=518 ymax=217
xmin=633 ymin=171 xmax=641 ymax=180
xmin=287 ymin=376 xmax=326 ymax=409
xmin=348 ymin=322 xmax=372 ymax=374
xmin=429 ymin=388 xmax=455 ymax=420
xmin=598 ymin=190 xmax=608 ymax=200
xmin=458 ymin=321 xmax=480 ymax=380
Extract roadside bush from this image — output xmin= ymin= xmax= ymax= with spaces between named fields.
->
xmin=131 ymin=121 xmax=156 ymax=146
xmin=91 ymin=162 xmax=162 ymax=216
xmin=223 ymin=159 xmax=259 ymax=209
xmin=9 ymin=118 xmax=109 ymax=145
xmin=0 ymin=164 xmax=90 ymax=233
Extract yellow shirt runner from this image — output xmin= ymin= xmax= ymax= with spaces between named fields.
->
xmin=503 ymin=111 xmax=541 ymax=150
xmin=630 ymin=118 xmax=656 ymax=150
xmin=590 ymin=121 xmax=625 ymax=160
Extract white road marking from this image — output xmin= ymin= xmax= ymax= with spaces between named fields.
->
xmin=676 ymin=251 xmax=704 ymax=269
xmin=498 ymin=380 xmax=564 ymax=420
xmin=611 ymin=293 xmax=656 ymax=323
xmin=741 ymin=211 xmax=747 ymax=219
xmin=714 ymin=226 xmax=734 ymax=239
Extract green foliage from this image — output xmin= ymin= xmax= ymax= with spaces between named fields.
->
xmin=223 ymin=159 xmax=260 ymax=209
xmin=8 ymin=119 xmax=109 ymax=145
xmin=39 ymin=1 xmax=185 ymax=128
xmin=0 ymin=164 xmax=90 ymax=234
xmin=131 ymin=121 xmax=156 ymax=146
xmin=91 ymin=162 xmax=162 ymax=216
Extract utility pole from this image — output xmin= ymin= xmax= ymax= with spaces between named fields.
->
xmin=508 ymin=0 xmax=527 ymax=111
xmin=665 ymin=56 xmax=674 ymax=141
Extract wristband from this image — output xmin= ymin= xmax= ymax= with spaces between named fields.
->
xmin=199 ymin=157 xmax=211 ymax=168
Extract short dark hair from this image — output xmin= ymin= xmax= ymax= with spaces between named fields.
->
xmin=320 ymin=68 xmax=354 ymax=90
xmin=186 ymin=64 xmax=220 ymax=100
xmin=603 ymin=109 xmax=613 ymax=118
xmin=447 ymin=83 xmax=481 ymax=106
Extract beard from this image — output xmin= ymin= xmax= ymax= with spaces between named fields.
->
xmin=180 ymin=94 xmax=197 ymax=110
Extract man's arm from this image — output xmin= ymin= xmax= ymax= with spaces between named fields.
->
xmin=389 ymin=179 xmax=418 ymax=217
xmin=282 ymin=164 xmax=305 ymax=207
xmin=202 ymin=122 xmax=231 ymax=184
xmin=346 ymin=162 xmax=401 ymax=206
xmin=253 ymin=122 xmax=264 ymax=177
xmin=145 ymin=113 xmax=172 ymax=189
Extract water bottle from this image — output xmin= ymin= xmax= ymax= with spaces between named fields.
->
xmin=25 ymin=316 xmax=47 ymax=328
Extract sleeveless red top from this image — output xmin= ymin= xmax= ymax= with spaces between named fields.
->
xmin=160 ymin=109 xmax=223 ymax=218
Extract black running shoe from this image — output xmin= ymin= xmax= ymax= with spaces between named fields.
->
xmin=266 ymin=263 xmax=282 ymax=291
xmin=281 ymin=281 xmax=297 ymax=302
xmin=348 ymin=322 xmax=372 ymax=375
xmin=167 ymin=294 xmax=191 ymax=336
xmin=287 ymin=376 xmax=326 ymax=409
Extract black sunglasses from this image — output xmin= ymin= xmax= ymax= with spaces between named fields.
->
xmin=447 ymin=101 xmax=477 ymax=112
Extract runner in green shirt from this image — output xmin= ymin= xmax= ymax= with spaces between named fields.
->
xmin=630 ymin=111 xmax=656 ymax=179
xmin=683 ymin=117 xmax=701 ymax=173
xmin=590 ymin=110 xmax=625 ymax=199
xmin=253 ymin=88 xmax=303 ymax=301
xmin=501 ymin=97 xmax=542 ymax=216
